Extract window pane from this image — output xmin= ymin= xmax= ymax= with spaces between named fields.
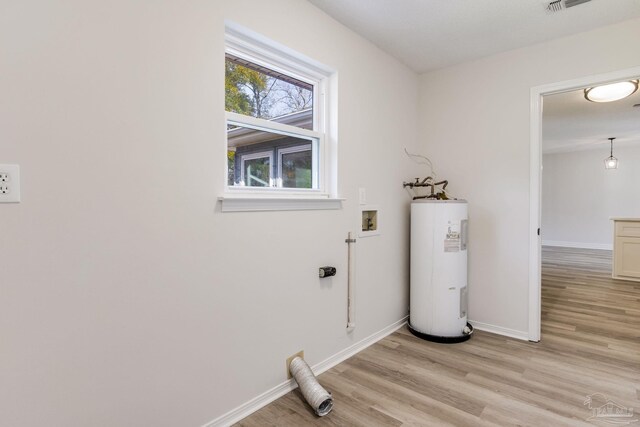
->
xmin=281 ymin=149 xmax=312 ymax=189
xmin=225 ymin=55 xmax=313 ymax=130
xmin=228 ymin=123 xmax=317 ymax=189
xmin=243 ymin=156 xmax=271 ymax=187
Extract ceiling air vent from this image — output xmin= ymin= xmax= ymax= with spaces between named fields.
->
xmin=565 ymin=0 xmax=592 ymax=7
xmin=547 ymin=0 xmax=591 ymax=12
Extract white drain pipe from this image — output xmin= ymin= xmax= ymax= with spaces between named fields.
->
xmin=346 ymin=232 xmax=356 ymax=331
xmin=289 ymin=357 xmax=334 ymax=417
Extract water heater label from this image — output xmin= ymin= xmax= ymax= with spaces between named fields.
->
xmin=444 ymin=221 xmax=461 ymax=252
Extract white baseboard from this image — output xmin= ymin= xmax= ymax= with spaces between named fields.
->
xmin=469 ymin=320 xmax=529 ymax=341
xmin=542 ymin=240 xmax=612 ymax=251
xmin=205 ymin=377 xmax=298 ymax=427
xmin=204 ymin=316 xmax=408 ymax=427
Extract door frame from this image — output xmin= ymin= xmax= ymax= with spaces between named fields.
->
xmin=528 ymin=65 xmax=640 ymax=342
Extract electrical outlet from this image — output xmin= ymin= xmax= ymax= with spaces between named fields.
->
xmin=286 ymin=350 xmax=304 ymax=379
xmin=0 ymin=164 xmax=20 ymax=203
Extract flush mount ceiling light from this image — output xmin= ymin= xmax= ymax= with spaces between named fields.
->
xmin=584 ymin=80 xmax=638 ymax=103
xmin=604 ymin=137 xmax=618 ymax=169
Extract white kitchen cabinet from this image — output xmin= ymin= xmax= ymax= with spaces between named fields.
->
xmin=612 ymin=218 xmax=640 ymax=282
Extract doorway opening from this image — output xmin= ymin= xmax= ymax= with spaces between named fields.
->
xmin=529 ymin=66 xmax=640 ymax=342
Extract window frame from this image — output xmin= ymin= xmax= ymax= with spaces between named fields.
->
xmin=221 ymin=23 xmax=340 ymax=212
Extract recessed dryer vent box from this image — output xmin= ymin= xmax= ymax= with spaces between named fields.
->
xmin=359 ymin=206 xmax=380 ymax=237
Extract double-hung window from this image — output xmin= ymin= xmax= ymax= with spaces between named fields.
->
xmin=222 ymin=24 xmax=338 ymax=211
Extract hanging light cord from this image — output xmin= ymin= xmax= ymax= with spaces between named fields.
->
xmin=609 ymin=137 xmax=615 ymax=157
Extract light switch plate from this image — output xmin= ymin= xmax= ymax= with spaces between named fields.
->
xmin=359 ymin=187 xmax=366 ymax=205
xmin=0 ymin=164 xmax=21 ymax=203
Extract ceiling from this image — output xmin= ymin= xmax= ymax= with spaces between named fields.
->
xmin=543 ymin=81 xmax=640 ymax=153
xmin=307 ymin=0 xmax=640 ymax=73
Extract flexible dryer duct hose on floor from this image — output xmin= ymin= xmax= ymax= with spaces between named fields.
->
xmin=289 ymin=357 xmax=333 ymax=416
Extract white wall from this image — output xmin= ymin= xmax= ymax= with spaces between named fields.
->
xmin=0 ymin=1 xmax=420 ymax=425
xmin=542 ymin=145 xmax=640 ymax=249
xmin=417 ymin=17 xmax=640 ymax=336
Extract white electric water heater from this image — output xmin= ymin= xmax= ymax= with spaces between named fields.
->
xmin=409 ymin=199 xmax=472 ymax=343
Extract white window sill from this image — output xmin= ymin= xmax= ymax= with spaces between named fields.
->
xmin=218 ymin=195 xmax=344 ymax=212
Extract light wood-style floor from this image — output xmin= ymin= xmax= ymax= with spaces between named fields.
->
xmin=237 ymin=247 xmax=640 ymax=426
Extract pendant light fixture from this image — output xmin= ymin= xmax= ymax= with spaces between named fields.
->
xmin=604 ymin=137 xmax=618 ymax=169
xmin=585 ymin=80 xmax=638 ymax=103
